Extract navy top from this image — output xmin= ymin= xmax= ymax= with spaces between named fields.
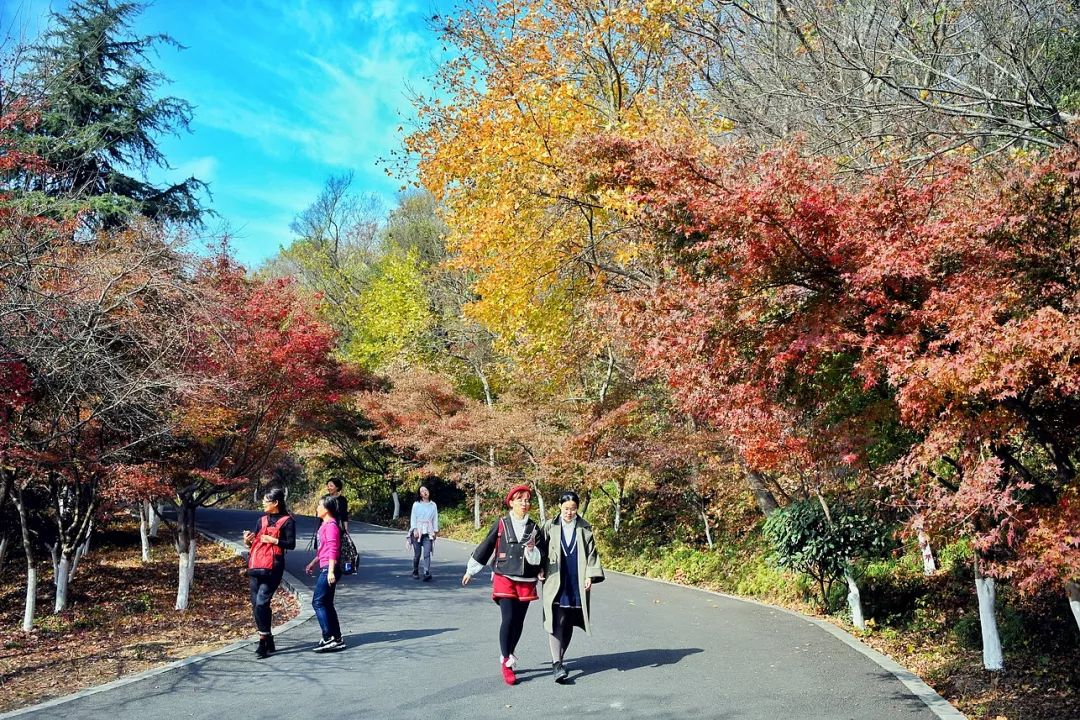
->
xmin=557 ymin=522 xmax=581 ymax=608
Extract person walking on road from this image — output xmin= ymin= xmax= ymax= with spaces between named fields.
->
xmin=243 ymin=487 xmax=296 ymax=659
xmin=462 ymin=483 xmax=545 ymax=686
xmin=305 ymin=495 xmax=346 ymax=652
xmin=309 ymin=477 xmax=349 ymax=551
xmin=326 ymin=477 xmax=349 ymax=531
xmin=409 ymin=484 xmax=439 ymax=581
xmin=540 ymin=491 xmax=604 ymax=683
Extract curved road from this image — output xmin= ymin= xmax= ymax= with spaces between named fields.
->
xmin=6 ymin=509 xmax=961 ymax=720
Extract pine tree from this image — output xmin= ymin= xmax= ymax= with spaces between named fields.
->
xmin=10 ymin=0 xmax=205 ymax=226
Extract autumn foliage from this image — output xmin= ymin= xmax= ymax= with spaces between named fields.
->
xmin=577 ymin=135 xmax=1080 ymax=593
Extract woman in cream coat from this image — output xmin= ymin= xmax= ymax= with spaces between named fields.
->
xmin=540 ymin=491 xmax=604 ymax=683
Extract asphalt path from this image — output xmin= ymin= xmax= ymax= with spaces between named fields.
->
xmin=8 ymin=508 xmax=958 ymax=720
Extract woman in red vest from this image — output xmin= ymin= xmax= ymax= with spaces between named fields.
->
xmin=243 ymin=487 xmax=296 ymax=658
xmin=461 ymin=484 xmax=545 ymax=685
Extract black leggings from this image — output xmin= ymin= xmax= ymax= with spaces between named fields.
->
xmin=498 ymin=599 xmax=530 ymax=658
xmin=551 ymin=605 xmax=576 ymax=650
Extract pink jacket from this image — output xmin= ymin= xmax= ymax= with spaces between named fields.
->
xmin=316 ymin=521 xmax=341 ymax=569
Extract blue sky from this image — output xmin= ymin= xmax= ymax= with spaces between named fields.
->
xmin=1 ymin=0 xmax=446 ymax=267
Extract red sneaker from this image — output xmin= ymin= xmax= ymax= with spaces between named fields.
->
xmin=501 ymin=662 xmax=517 ymax=685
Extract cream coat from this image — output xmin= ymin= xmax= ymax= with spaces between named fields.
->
xmin=540 ymin=516 xmax=604 ymax=634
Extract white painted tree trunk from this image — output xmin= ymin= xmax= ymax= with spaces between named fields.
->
xmin=474 ymin=487 xmax=481 ymax=529
xmin=917 ymin=529 xmax=937 ymax=575
xmin=1066 ymin=581 xmax=1080 ymax=637
xmin=139 ymin=502 xmax=152 ymax=562
xmin=54 ymin=554 xmax=71 ymax=613
xmin=845 ymin=567 xmax=865 ymax=631
xmin=70 ymin=523 xmax=91 ymax=577
xmin=701 ymin=506 xmax=714 ymax=550
xmin=175 ymin=539 xmax=197 ymax=611
xmin=391 ymin=490 xmax=401 ymax=520
xmin=23 ymin=566 xmax=37 ymax=632
xmin=148 ymin=502 xmax=161 ymax=538
xmin=0 ymin=535 xmax=8 ymax=571
xmin=535 ymin=489 xmax=546 ymax=520
xmin=975 ymin=573 xmax=1004 ymax=671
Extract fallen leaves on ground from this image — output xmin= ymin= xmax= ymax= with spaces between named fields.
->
xmin=0 ymin=522 xmax=299 ymax=713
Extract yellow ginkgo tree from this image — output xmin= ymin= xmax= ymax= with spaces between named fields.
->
xmin=408 ymin=0 xmax=721 ymax=390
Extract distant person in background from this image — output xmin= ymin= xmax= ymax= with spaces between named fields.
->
xmin=409 ymin=485 xmax=439 ymax=581
xmin=311 ymin=477 xmax=349 ymax=551
xmin=305 ymin=494 xmax=346 ymax=652
xmin=243 ymin=486 xmax=296 ymax=659
xmin=540 ymin=490 xmax=604 ymax=683
xmin=462 ymin=484 xmax=545 ymax=686
xmin=326 ymin=477 xmax=349 ymax=531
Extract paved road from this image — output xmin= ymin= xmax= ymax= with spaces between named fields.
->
xmin=8 ymin=508 xmax=958 ymax=720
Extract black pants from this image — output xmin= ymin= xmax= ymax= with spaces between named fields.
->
xmin=250 ymin=569 xmax=283 ymax=634
xmin=498 ymin=598 xmax=530 ymax=658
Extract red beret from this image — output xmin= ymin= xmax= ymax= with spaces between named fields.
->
xmin=504 ymin=483 xmax=532 ymax=507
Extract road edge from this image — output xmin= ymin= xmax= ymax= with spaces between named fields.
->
xmin=421 ymin=524 xmax=967 ymax=720
xmin=0 ymin=530 xmax=314 ymax=720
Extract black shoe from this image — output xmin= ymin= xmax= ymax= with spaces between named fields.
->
xmin=255 ymin=637 xmax=270 ymax=659
xmin=411 ymin=570 xmax=419 ymax=579
xmin=422 ymin=573 xmax=432 ymax=582
xmin=266 ymin=635 xmax=276 ymax=654
xmin=553 ymin=661 xmax=569 ymax=683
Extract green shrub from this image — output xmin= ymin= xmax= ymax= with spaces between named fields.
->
xmin=763 ymin=498 xmax=893 ymax=610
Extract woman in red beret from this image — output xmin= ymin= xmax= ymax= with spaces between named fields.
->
xmin=461 ymin=483 xmax=545 ymax=685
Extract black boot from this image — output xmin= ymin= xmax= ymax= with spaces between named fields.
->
xmin=265 ymin=635 xmax=276 ymax=654
xmin=255 ymin=636 xmax=270 ymax=659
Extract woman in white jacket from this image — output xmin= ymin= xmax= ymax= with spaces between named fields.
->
xmin=409 ymin=485 xmax=439 ymax=580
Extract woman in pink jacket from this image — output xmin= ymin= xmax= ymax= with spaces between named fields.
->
xmin=305 ymin=495 xmax=345 ymax=652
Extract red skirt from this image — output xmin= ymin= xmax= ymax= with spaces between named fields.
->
xmin=491 ymin=573 xmax=538 ymax=602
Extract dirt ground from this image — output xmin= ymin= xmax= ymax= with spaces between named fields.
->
xmin=0 ymin=523 xmax=299 ymax=713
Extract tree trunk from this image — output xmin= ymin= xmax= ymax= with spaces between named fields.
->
xmin=1066 ymin=581 xmax=1080 ymax=637
xmin=70 ymin=520 xmax=91 ymax=577
xmin=176 ymin=541 xmax=196 ymax=611
xmin=700 ymin=504 xmax=714 ymax=550
xmin=23 ymin=565 xmax=38 ymax=632
xmin=14 ymin=484 xmax=38 ymax=631
xmin=473 ymin=483 xmax=481 ymax=529
xmin=54 ymin=553 xmax=71 ymax=613
xmin=175 ymin=500 xmax=198 ymax=611
xmin=140 ymin=501 xmax=152 ymax=562
xmin=391 ymin=490 xmax=401 ymax=520
xmin=743 ymin=465 xmax=779 ymax=515
xmin=918 ymin=528 xmax=937 ymax=575
xmin=974 ymin=557 xmax=1004 ymax=671
xmin=0 ymin=534 xmax=8 ymax=572
xmin=534 ymin=484 xmax=546 ymax=520
xmin=845 ymin=566 xmax=865 ymax=631
xmin=148 ymin=502 xmax=161 ymax=538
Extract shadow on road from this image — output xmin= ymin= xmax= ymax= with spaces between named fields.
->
xmin=571 ymin=647 xmax=705 ymax=678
